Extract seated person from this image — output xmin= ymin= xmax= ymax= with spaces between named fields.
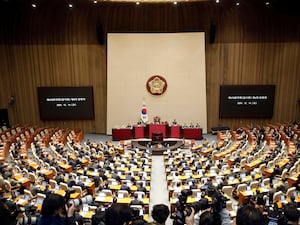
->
xmin=120 ymin=181 xmax=131 ymax=193
xmin=130 ymin=193 xmax=144 ymax=206
xmin=137 ymin=182 xmax=147 ymax=193
xmin=172 ymin=119 xmax=177 ymax=125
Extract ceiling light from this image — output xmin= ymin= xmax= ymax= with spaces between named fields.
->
xmin=31 ymin=3 xmax=37 ymax=8
xmin=68 ymin=3 xmax=73 ymax=8
xmin=235 ymin=2 xmax=240 ymax=6
xmin=93 ymin=0 xmax=97 ymax=3
xmin=136 ymin=1 xmax=140 ymax=5
xmin=265 ymin=1 xmax=270 ymax=5
xmin=216 ymin=0 xmax=220 ymax=3
xmin=173 ymin=1 xmax=177 ymax=5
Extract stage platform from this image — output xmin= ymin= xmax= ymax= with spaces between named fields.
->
xmin=131 ymin=138 xmax=185 ymax=155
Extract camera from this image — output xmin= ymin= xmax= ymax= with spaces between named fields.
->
xmin=72 ymin=195 xmax=94 ymax=208
xmin=265 ymin=205 xmax=286 ymax=225
xmin=0 ymin=198 xmax=23 ymax=224
xmin=18 ymin=204 xmax=40 ymax=225
xmin=205 ymin=186 xmax=227 ymax=212
xmin=172 ymin=189 xmax=210 ymax=225
xmin=65 ymin=189 xmax=93 ymax=208
xmin=172 ymin=186 xmax=228 ymax=225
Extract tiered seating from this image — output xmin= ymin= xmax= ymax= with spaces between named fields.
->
xmin=0 ymin=122 xmax=299 ymax=224
xmin=164 ymin=124 xmax=300 ymax=218
xmin=0 ymin=125 xmax=153 ymax=223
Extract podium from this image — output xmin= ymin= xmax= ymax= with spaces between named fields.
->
xmin=133 ymin=126 xmax=145 ymax=139
xmin=170 ymin=125 xmax=181 ymax=138
xmin=149 ymin=124 xmax=166 ymax=139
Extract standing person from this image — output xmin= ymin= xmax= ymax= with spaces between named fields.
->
xmin=38 ymin=193 xmax=76 ymax=225
xmin=151 ymin=204 xmax=170 ymax=225
xmin=105 ymin=203 xmax=132 ymax=225
xmin=234 ymin=205 xmax=266 ymax=225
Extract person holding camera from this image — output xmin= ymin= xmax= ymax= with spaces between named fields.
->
xmin=184 ymin=204 xmax=231 ymax=225
xmin=38 ymin=193 xmax=76 ymax=225
xmin=181 ymin=186 xmax=231 ymax=225
xmin=281 ymin=203 xmax=300 ymax=225
xmin=0 ymin=197 xmax=21 ymax=225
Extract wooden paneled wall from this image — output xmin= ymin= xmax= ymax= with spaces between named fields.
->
xmin=0 ymin=0 xmax=299 ymax=133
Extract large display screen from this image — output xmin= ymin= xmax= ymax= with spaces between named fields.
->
xmin=219 ymin=85 xmax=275 ymax=118
xmin=38 ymin=87 xmax=94 ymax=120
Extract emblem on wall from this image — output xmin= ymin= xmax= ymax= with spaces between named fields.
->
xmin=146 ymin=75 xmax=167 ymax=95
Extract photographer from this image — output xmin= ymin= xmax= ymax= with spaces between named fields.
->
xmin=0 ymin=197 xmax=21 ymax=225
xmin=151 ymin=204 xmax=170 ymax=225
xmin=38 ymin=193 xmax=76 ymax=225
xmin=235 ymin=205 xmax=266 ymax=225
xmin=174 ymin=186 xmax=231 ymax=225
xmin=105 ymin=203 xmax=132 ymax=225
xmin=283 ymin=203 xmax=300 ymax=225
xmin=184 ymin=204 xmax=231 ymax=225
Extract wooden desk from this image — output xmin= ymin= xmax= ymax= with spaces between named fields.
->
xmin=95 ymin=196 xmax=149 ymax=208
xmin=278 ymin=158 xmax=289 ymax=168
xmin=133 ymin=126 xmax=145 ymax=139
xmin=288 ymin=173 xmax=299 ymax=187
xmin=85 ymin=182 xmax=96 ymax=196
xmin=95 ymin=195 xmax=113 ymax=203
xmin=80 ymin=211 xmax=95 ymax=219
xmin=0 ymin=145 xmax=9 ymax=162
xmin=54 ymin=189 xmax=80 ymax=199
xmin=109 ymin=184 xmax=151 ymax=193
xmin=112 ymin=128 xmax=132 ymax=141
xmin=29 ymin=161 xmax=40 ymax=170
xmin=183 ymin=128 xmax=202 ymax=140
xmin=245 ymin=159 xmax=263 ymax=171
xmin=14 ymin=173 xmax=31 ymax=189
xmin=170 ymin=125 xmax=181 ymax=138
xmin=214 ymin=143 xmax=239 ymax=160
xmin=58 ymin=163 xmax=72 ymax=173
xmin=239 ymin=187 xmax=270 ymax=204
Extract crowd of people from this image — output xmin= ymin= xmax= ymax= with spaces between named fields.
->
xmin=0 ymin=122 xmax=299 ymax=225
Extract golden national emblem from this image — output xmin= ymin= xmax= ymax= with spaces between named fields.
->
xmin=146 ymin=75 xmax=167 ymax=95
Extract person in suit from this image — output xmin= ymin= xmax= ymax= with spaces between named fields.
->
xmin=151 ymin=204 xmax=170 ymax=225
xmin=189 ymin=180 xmax=198 ymax=190
xmin=105 ymin=203 xmax=132 ymax=225
xmin=67 ymin=175 xmax=76 ymax=187
xmin=130 ymin=193 xmax=144 ymax=206
xmin=137 ymin=182 xmax=147 ymax=193
xmin=111 ymin=169 xmax=120 ymax=181
xmin=235 ymin=205 xmax=266 ymax=225
xmin=38 ymin=193 xmax=76 ymax=225
xmin=120 ymin=181 xmax=131 ymax=193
